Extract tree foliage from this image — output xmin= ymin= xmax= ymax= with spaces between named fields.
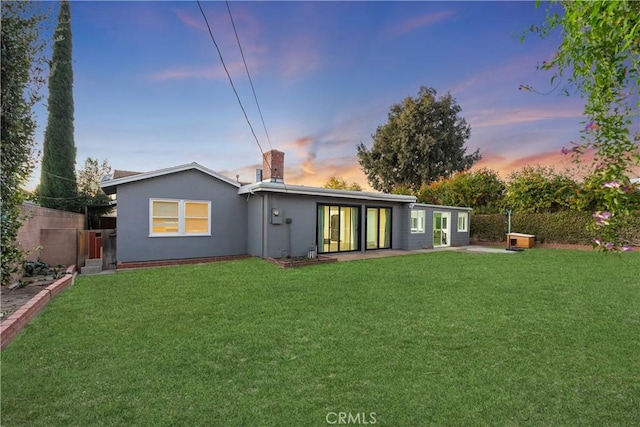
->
xmin=527 ymin=0 xmax=640 ymax=251
xmin=1 ymin=2 xmax=49 ymax=285
xmin=323 ymin=176 xmax=362 ymax=191
xmin=77 ymin=157 xmax=114 ymax=228
xmin=417 ymin=168 xmax=505 ymax=213
xmin=39 ymin=0 xmax=78 ymax=212
xmin=77 ymin=157 xmax=112 ymax=205
xmin=357 ymin=86 xmax=480 ymax=193
xmin=503 ymin=165 xmax=578 ymax=214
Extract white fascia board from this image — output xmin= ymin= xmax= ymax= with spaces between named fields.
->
xmin=100 ymin=163 xmax=241 ymax=192
xmin=238 ymin=182 xmax=416 ymax=203
xmin=413 ymin=203 xmax=473 ymax=211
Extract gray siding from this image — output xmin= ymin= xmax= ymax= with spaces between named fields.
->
xmin=450 ymin=210 xmax=471 ymax=246
xmin=246 ymin=194 xmax=264 ymax=257
xmin=404 ymin=206 xmax=471 ymax=250
xmin=257 ymin=194 xmax=407 ymax=258
xmin=405 ymin=206 xmax=431 ymax=250
xmin=264 ymin=193 xmax=318 ymax=258
xmin=116 ymin=170 xmax=247 ymax=263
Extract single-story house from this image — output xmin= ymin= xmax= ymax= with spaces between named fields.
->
xmin=100 ymin=150 xmax=471 ymax=266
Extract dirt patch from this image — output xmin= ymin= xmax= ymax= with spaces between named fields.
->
xmin=1 ymin=276 xmax=57 ymax=321
xmin=267 ymin=255 xmax=337 ymax=268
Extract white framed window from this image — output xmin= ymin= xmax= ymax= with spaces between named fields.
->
xmin=411 ymin=209 xmax=425 ymax=233
xmin=457 ymin=212 xmax=468 ymax=232
xmin=149 ymin=199 xmax=211 ymax=237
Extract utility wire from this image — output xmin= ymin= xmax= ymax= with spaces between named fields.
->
xmin=225 ymin=0 xmax=273 ymax=151
xmin=40 ymin=170 xmax=77 ymax=182
xmin=196 ymin=0 xmax=269 ymax=169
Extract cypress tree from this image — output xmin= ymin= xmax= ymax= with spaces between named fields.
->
xmin=39 ymin=0 xmax=78 ymax=211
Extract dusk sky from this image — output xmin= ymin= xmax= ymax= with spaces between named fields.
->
xmin=27 ymin=1 xmax=640 ymax=190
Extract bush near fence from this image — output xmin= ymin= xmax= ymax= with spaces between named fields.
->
xmin=471 ymin=211 xmax=640 ymax=245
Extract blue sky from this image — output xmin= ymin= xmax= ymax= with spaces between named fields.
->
xmin=29 ymin=0 xmax=636 ymax=190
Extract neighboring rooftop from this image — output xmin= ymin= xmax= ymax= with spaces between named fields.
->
xmin=112 ymin=170 xmax=142 ymax=179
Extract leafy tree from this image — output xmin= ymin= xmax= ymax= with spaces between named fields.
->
xmin=417 ymin=168 xmax=505 ymax=213
xmin=526 ymin=1 xmax=640 ymax=251
xmin=323 ymin=176 xmax=362 ymax=191
xmin=77 ymin=157 xmax=114 ymax=228
xmin=504 ymin=165 xmax=578 ymax=214
xmin=1 ymin=2 xmax=49 ymax=286
xmin=357 ymin=86 xmax=480 ymax=193
xmin=39 ymin=0 xmax=78 ymax=212
xmin=77 ymin=157 xmax=112 ymax=205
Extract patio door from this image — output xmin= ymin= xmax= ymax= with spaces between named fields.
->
xmin=366 ymin=207 xmax=391 ymax=250
xmin=317 ymin=205 xmax=359 ymax=253
xmin=433 ymin=212 xmax=450 ymax=247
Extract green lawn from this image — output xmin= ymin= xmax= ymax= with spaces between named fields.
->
xmin=2 ymin=250 xmax=639 ymax=426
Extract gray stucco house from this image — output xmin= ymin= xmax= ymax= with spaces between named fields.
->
xmin=101 ymin=150 xmax=471 ymax=266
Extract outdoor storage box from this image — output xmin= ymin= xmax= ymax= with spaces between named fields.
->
xmin=507 ymin=233 xmax=535 ymax=249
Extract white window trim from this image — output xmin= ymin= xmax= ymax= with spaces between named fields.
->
xmin=457 ymin=212 xmax=468 ymax=232
xmin=149 ymin=198 xmax=211 ymax=237
xmin=410 ymin=209 xmax=425 ymax=234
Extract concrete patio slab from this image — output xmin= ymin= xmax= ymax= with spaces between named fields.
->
xmin=332 ymin=245 xmax=516 ymax=262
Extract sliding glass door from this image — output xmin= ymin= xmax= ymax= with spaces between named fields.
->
xmin=366 ymin=207 xmax=391 ymax=250
xmin=317 ymin=205 xmax=359 ymax=253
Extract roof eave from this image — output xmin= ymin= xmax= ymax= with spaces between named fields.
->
xmin=238 ymin=182 xmax=416 ymax=203
xmin=100 ymin=163 xmax=241 ymax=192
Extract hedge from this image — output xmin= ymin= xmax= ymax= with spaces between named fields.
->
xmin=471 ymin=211 xmax=640 ymax=245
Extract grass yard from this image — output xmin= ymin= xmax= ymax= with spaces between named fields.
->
xmin=2 ymin=249 xmax=639 ymax=426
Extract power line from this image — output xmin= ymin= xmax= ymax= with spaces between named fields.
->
xmin=225 ymin=0 xmax=273 ymax=151
xmin=41 ymin=170 xmax=77 ymax=182
xmin=195 ymin=0 xmax=269 ymax=166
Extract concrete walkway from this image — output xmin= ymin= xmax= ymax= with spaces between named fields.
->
xmin=331 ymin=245 xmax=515 ymax=262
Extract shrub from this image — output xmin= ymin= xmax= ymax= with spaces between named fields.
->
xmin=504 ymin=165 xmax=578 ymax=213
xmin=471 ymin=211 xmax=640 ymax=245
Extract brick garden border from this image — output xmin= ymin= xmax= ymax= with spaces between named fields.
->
xmin=116 ymin=254 xmax=250 ymax=270
xmin=1 ymin=265 xmax=76 ymax=351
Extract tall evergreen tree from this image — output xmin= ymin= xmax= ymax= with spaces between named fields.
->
xmin=39 ymin=0 xmax=77 ymax=211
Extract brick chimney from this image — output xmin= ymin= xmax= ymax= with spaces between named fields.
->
xmin=263 ymin=150 xmax=284 ymax=182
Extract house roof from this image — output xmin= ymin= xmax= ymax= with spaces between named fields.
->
xmin=100 ymin=161 xmax=429 ymax=205
xmin=112 ymin=169 xmax=142 ymax=179
xmin=100 ymin=162 xmax=241 ymax=194
xmin=238 ymin=181 xmax=417 ymax=203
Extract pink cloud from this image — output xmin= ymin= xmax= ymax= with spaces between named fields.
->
xmin=278 ymin=36 xmax=323 ymax=79
xmin=175 ymin=9 xmax=207 ymax=31
xmin=282 ymin=136 xmax=315 ymax=151
xmin=472 ymin=148 xmax=596 ymax=179
xmin=470 ymin=107 xmax=583 ymax=128
xmin=286 ymin=155 xmax=370 ymax=190
xmin=149 ymin=61 xmax=246 ymax=81
xmin=387 ymin=11 xmax=455 ymax=39
xmin=448 ymin=51 xmax=556 ymax=96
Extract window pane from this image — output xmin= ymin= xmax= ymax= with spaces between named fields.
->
xmin=153 ymin=201 xmax=178 ymax=217
xmin=185 ymin=218 xmax=208 ymax=233
xmin=318 ymin=205 xmax=329 ymax=253
xmin=379 ymin=208 xmax=391 ymax=248
xmin=367 ymin=208 xmax=378 ymax=249
xmin=458 ymin=213 xmax=468 ymax=231
xmin=411 ymin=210 xmax=424 ymax=233
xmin=185 ymin=202 xmax=208 ymax=218
xmin=153 ymin=218 xmax=179 ymax=233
